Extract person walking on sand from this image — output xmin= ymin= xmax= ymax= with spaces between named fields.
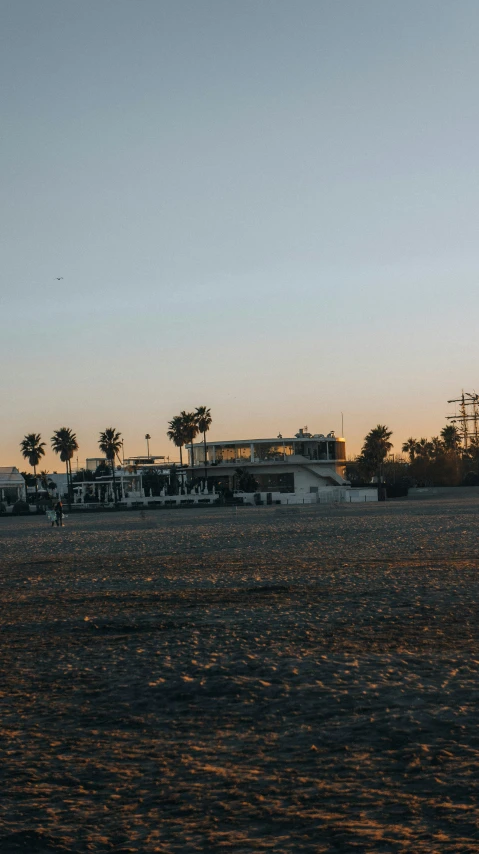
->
xmin=54 ymin=500 xmax=64 ymax=527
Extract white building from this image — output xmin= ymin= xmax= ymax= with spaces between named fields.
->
xmin=186 ymin=428 xmax=348 ymax=496
xmin=70 ymin=472 xmax=143 ymax=504
xmin=85 ymin=458 xmax=107 ymax=471
xmin=44 ymin=472 xmax=69 ymax=498
xmin=123 ymin=455 xmax=170 ymax=469
xmin=0 ymin=467 xmax=26 ymax=503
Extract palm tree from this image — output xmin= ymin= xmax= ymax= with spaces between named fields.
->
xmin=430 ymin=436 xmax=445 ymax=459
xmin=98 ymin=427 xmax=122 ymax=505
xmin=416 ymin=437 xmax=433 ymax=459
xmin=360 ymin=424 xmax=393 ymax=486
xmin=195 ymin=406 xmax=212 ymax=481
xmin=167 ymin=415 xmax=186 ymax=466
xmin=402 ymin=437 xmax=418 ymax=463
xmin=20 ymin=433 xmax=46 ymax=500
xmin=39 ymin=470 xmax=55 ymax=499
xmin=180 ymin=411 xmax=199 ymax=475
xmin=51 ymin=427 xmax=79 ymax=507
xmin=440 ymin=424 xmax=462 ymax=452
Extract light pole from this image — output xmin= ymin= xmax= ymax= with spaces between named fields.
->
xmin=145 ymin=434 xmax=151 ymax=460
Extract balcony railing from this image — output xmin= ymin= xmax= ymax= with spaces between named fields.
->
xmin=191 ymin=454 xmax=338 ymax=466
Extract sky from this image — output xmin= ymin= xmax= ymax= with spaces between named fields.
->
xmin=2 ymin=0 xmax=479 ymax=470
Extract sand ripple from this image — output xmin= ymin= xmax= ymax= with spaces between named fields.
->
xmin=1 ymin=501 xmax=478 ymax=851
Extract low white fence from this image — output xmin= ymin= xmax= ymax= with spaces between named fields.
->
xmin=15 ymin=487 xmax=378 ymax=513
xmin=346 ymin=488 xmax=378 ymax=503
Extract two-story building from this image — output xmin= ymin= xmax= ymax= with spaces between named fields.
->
xmin=186 ymin=428 xmax=348 ymax=495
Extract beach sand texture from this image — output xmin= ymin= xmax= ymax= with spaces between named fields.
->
xmin=1 ymin=499 xmax=478 ymax=853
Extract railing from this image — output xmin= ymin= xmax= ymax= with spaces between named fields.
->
xmin=202 ymin=455 xmax=335 ymax=466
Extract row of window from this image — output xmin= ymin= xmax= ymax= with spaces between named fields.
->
xmin=203 ymin=473 xmax=295 ymax=493
xmin=191 ymin=441 xmax=345 ymax=465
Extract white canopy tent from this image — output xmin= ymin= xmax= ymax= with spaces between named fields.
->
xmin=0 ymin=467 xmax=26 ymax=503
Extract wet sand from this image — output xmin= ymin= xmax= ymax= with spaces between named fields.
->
xmin=1 ymin=500 xmax=478 ymax=852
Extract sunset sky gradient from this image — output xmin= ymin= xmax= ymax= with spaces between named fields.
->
xmin=2 ymin=1 xmax=479 ymax=470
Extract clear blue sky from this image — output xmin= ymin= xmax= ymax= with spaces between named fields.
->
xmin=2 ymin=1 xmax=479 ymax=468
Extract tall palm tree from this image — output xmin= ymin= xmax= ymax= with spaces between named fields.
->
xmin=180 ymin=411 xmax=199 ymax=474
xmin=440 ymin=424 xmax=462 ymax=452
xmin=402 ymin=437 xmax=418 ymax=463
xmin=98 ymin=428 xmax=122 ymax=505
xmin=20 ymin=433 xmax=46 ymax=500
xmin=360 ymin=424 xmax=393 ymax=484
xmin=195 ymin=406 xmax=212 ymax=481
xmin=51 ymin=427 xmax=79 ymax=507
xmin=167 ymin=415 xmax=187 ymax=466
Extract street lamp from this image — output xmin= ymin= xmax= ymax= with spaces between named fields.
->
xmin=145 ymin=434 xmax=151 ymax=459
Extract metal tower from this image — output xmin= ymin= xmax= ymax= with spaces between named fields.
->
xmin=446 ymin=391 xmax=479 ymax=449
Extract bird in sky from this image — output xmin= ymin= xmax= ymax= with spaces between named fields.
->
xmin=55 ymin=277 xmax=63 ymax=280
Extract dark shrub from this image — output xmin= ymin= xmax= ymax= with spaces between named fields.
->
xmin=12 ymin=500 xmax=30 ymax=515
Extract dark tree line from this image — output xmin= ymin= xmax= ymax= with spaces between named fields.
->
xmin=348 ymin=423 xmax=478 ymax=487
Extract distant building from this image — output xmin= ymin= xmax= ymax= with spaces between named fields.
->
xmin=44 ymin=472 xmax=68 ymax=498
xmin=0 ymin=467 xmax=26 ymax=503
xmin=86 ymin=455 xmax=177 ymax=472
xmin=123 ymin=455 xmax=172 ymax=469
xmin=185 ymin=427 xmax=347 ymax=495
xmin=85 ymin=458 xmax=107 ymax=471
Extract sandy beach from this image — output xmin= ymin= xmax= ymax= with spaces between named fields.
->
xmin=1 ymin=499 xmax=478 ymax=852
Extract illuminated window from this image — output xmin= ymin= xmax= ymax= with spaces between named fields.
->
xmin=236 ymin=445 xmax=251 ymax=462
xmin=254 ymin=443 xmax=293 ymax=461
xmin=221 ymin=445 xmax=236 ymax=462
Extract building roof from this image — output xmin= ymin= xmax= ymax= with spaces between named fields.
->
xmin=0 ymin=467 xmax=25 ymax=488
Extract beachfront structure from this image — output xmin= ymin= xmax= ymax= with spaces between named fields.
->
xmin=0 ymin=467 xmax=26 ymax=503
xmin=85 ymin=456 xmax=176 ymax=473
xmin=85 ymin=457 xmax=107 ymax=471
xmin=72 ymin=471 xmax=145 ymax=504
xmin=185 ymin=428 xmax=348 ymax=495
xmin=28 ymin=472 xmax=69 ymax=499
xmin=123 ymin=455 xmax=170 ymax=468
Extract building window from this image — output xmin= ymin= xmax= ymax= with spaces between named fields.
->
xmin=192 ymin=446 xmax=206 ymax=465
xmin=214 ymin=446 xmax=224 ymax=463
xmin=236 ymin=445 xmax=251 ymax=462
xmin=207 ymin=474 xmax=231 ymax=491
xmin=254 ymin=443 xmax=293 ymax=461
xmin=221 ymin=445 xmax=236 ymax=462
xmin=255 ymin=472 xmax=294 ymax=492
